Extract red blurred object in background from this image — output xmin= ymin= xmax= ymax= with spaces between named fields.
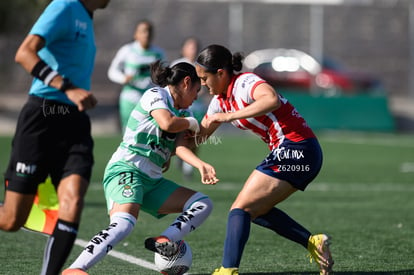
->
xmin=244 ymin=48 xmax=383 ymax=96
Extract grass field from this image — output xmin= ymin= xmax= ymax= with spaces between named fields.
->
xmin=0 ymin=131 xmax=413 ymax=275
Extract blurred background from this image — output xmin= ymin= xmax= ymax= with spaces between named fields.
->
xmin=1 ymin=0 xmax=414 ymax=135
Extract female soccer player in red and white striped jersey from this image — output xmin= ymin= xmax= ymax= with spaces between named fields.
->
xmin=179 ymin=44 xmax=334 ymax=275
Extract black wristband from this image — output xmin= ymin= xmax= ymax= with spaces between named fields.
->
xmin=60 ymin=78 xmax=75 ymax=93
xmin=31 ymin=60 xmax=58 ymax=85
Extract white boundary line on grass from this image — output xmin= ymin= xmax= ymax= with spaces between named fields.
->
xmin=309 ymin=182 xmax=414 ymax=192
xmin=322 ymin=135 xmax=414 ymax=148
xmin=401 ymin=162 xmax=414 ymax=173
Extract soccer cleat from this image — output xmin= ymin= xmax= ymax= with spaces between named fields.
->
xmin=307 ymin=234 xmax=334 ymax=275
xmin=145 ymin=237 xmax=179 ymax=257
xmin=61 ymin=268 xmax=89 ymax=275
xmin=211 ymin=266 xmax=239 ymax=275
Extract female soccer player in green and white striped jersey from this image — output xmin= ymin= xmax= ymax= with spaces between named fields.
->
xmin=63 ymin=61 xmax=218 ymax=275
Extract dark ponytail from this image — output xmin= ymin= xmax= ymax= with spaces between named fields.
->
xmin=196 ymin=44 xmax=244 ymax=74
xmin=150 ymin=60 xmax=200 ymax=87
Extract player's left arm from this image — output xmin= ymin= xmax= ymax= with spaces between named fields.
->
xmin=151 ymin=109 xmax=199 ymax=133
xmin=175 ymin=134 xmax=219 ymax=185
xmin=16 ymin=35 xmax=66 ymax=92
xmin=15 ymin=34 xmax=97 ymax=111
xmin=15 ymin=34 xmax=46 ymax=74
xmin=205 ymin=82 xmax=281 ymax=125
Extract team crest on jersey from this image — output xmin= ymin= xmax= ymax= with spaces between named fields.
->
xmin=122 ymin=185 xmax=134 ymax=198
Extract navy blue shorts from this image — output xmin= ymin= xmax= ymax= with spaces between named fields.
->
xmin=256 ymin=138 xmax=322 ymax=191
xmin=4 ymin=95 xmax=94 ymax=194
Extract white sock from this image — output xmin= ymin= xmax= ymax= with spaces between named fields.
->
xmin=161 ymin=192 xmax=213 ymax=242
xmin=69 ymin=212 xmax=136 ymax=271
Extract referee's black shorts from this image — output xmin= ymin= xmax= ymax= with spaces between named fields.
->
xmin=4 ymin=95 xmax=94 ymax=194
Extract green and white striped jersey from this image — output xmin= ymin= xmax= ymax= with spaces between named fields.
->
xmin=107 ymin=41 xmax=165 ymax=93
xmin=108 ymin=86 xmax=192 ymax=179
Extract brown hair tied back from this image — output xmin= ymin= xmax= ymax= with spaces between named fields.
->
xmin=196 ymin=44 xmax=244 ymax=74
xmin=150 ymin=60 xmax=200 ymax=87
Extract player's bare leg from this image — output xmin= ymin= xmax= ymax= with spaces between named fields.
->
xmin=0 ymin=190 xmax=34 ymax=231
xmin=41 ymin=174 xmax=89 ymax=275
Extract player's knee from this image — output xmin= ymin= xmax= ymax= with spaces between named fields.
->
xmin=59 ymin=193 xmax=85 ymax=215
xmin=184 ymin=192 xmax=213 ymax=217
xmin=202 ymin=196 xmax=213 ymax=215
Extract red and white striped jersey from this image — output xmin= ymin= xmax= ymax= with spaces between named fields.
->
xmin=206 ymin=72 xmax=316 ymax=150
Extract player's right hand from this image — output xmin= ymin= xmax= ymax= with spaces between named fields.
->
xmin=198 ymin=162 xmax=219 ymax=185
xmin=66 ymin=88 xmax=98 ymax=111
